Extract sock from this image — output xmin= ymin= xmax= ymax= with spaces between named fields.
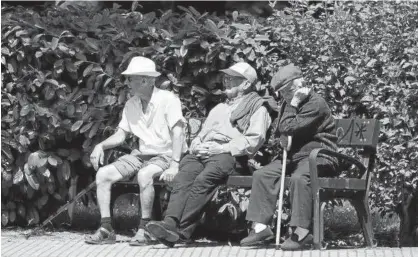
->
xmin=101 ymin=217 xmax=113 ymax=232
xmin=164 ymin=216 xmax=178 ymax=229
xmin=139 ymin=218 xmax=151 ymax=229
xmin=294 ymin=227 xmax=309 ymax=241
xmin=254 ymin=223 xmax=267 ymax=233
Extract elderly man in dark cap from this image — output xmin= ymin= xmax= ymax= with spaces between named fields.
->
xmin=240 ymin=64 xmax=338 ymax=250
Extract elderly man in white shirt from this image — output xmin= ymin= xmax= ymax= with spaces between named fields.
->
xmin=85 ymin=57 xmax=187 ymax=245
xmin=146 ymin=62 xmax=279 ymax=247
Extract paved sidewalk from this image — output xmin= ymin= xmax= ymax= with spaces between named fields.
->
xmin=1 ymin=230 xmax=417 ymax=257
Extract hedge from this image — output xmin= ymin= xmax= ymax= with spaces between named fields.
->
xmin=1 ymin=1 xmax=417 ymax=229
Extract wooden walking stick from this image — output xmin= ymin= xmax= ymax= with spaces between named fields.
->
xmin=23 ymin=181 xmax=97 ymax=239
xmin=275 ymin=135 xmax=292 ymax=247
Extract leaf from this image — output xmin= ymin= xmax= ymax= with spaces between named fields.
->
xmin=48 ymin=156 xmax=58 ymax=167
xmin=45 ymin=79 xmax=59 ymax=87
xmin=71 ymin=120 xmax=83 ymax=132
xmin=89 ymin=122 xmax=101 ymax=138
xmin=13 ymin=168 xmax=24 ymax=185
xmin=51 ymin=37 xmax=59 ymax=50
xmin=44 ymin=86 xmax=55 ymax=100
xmin=1 ymin=47 xmax=10 ymax=55
xmin=41 ymin=168 xmax=51 ymax=178
xmin=20 ymin=105 xmax=31 ymax=116
xmin=231 ymin=23 xmax=251 ymax=31
xmin=65 ymin=59 xmax=77 ymax=73
xmin=344 ymin=76 xmax=356 ymax=84
xmin=60 ymin=161 xmax=71 ymax=181
xmin=211 ymin=89 xmax=223 ymax=95
xmin=232 ymin=11 xmax=239 ymax=21
xmin=239 ymin=198 xmax=249 ymax=212
xmin=230 ymin=191 xmax=240 ymax=203
xmin=382 ymin=118 xmax=390 ymax=125
xmin=361 ymin=95 xmax=373 ymax=102
xmin=366 ymin=59 xmax=377 ymax=68
xmin=131 ymin=1 xmax=141 ymax=11
xmin=19 ymin=135 xmax=30 ymax=147
xmin=103 ymin=78 xmax=113 ymax=87
xmin=180 ymin=45 xmax=188 ymax=57
xmin=83 ymin=64 xmax=94 ymax=77
xmin=188 ymin=6 xmax=201 ymax=17
xmin=205 ymin=19 xmax=219 ymax=34
xmin=67 ymin=104 xmax=75 ymax=116
xmin=80 ymin=122 xmax=94 ymax=133
xmin=86 ymin=38 xmax=99 ymax=51
xmin=183 ymin=38 xmax=197 ymax=46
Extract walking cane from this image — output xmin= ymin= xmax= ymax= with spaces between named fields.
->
xmin=275 ymin=135 xmax=292 ymax=247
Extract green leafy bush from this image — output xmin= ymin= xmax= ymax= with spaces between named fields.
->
xmin=1 ymin=1 xmax=417 ymax=230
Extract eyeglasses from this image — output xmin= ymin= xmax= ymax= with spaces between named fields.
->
xmin=126 ymin=77 xmax=153 ymax=83
xmin=222 ymin=75 xmax=245 ymax=84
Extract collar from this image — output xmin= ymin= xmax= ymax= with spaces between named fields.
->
xmin=135 ymin=86 xmax=159 ymax=109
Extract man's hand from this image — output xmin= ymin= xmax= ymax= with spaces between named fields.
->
xmin=90 ymin=144 xmax=104 ymax=171
xmin=159 ymin=162 xmax=179 ymax=183
xmin=290 ymin=87 xmax=311 ymax=108
xmin=195 ymin=142 xmax=228 ymax=158
xmin=189 ymin=137 xmax=202 ymax=154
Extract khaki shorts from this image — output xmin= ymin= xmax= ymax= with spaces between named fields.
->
xmin=113 ymin=150 xmax=172 ymax=179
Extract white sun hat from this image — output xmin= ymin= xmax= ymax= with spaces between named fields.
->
xmin=220 ymin=62 xmax=257 ymax=84
xmin=121 ymin=56 xmax=161 ymax=77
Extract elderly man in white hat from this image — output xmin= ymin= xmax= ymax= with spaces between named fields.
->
xmin=85 ymin=57 xmax=188 ymax=245
xmin=146 ymin=62 xmax=279 ymax=247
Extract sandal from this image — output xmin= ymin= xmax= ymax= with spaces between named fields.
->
xmin=129 ymin=228 xmax=158 ymax=246
xmin=85 ymin=227 xmax=116 ymax=245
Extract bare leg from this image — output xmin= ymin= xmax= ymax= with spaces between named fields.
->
xmin=137 ymin=164 xmax=164 ymax=219
xmin=95 ymin=164 xmax=123 ymax=218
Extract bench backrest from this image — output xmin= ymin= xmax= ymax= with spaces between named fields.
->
xmin=186 ymin=117 xmax=380 ymax=176
xmin=335 ymin=118 xmax=380 ymax=186
xmin=335 ymin=119 xmax=380 ymax=150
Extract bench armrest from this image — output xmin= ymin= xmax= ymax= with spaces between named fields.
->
xmin=309 ymin=148 xmax=367 ymax=189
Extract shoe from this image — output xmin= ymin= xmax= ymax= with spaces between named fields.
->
xmin=240 ymin=227 xmax=275 ymax=246
xmin=85 ymin=227 xmax=116 ymax=245
xmin=146 ymin=221 xmax=180 ymax=247
xmin=281 ymin=233 xmax=313 ymax=251
xmin=178 ymin=233 xmax=194 ymax=244
xmin=129 ymin=228 xmax=158 ymax=246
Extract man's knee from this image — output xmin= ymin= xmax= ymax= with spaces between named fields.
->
xmin=252 ymin=169 xmax=265 ymax=182
xmin=137 ymin=165 xmax=161 ymax=188
xmin=191 ymin=173 xmax=215 ymax=192
xmin=96 ymin=165 xmax=119 ymax=186
xmin=290 ymin=173 xmax=309 ymax=186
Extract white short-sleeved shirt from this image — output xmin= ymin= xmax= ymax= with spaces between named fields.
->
xmin=118 ymin=87 xmax=188 ymax=156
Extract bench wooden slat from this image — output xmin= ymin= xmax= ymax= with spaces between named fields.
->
xmin=318 ymin=178 xmax=366 ymax=190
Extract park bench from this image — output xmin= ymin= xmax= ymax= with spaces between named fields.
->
xmin=79 ymin=117 xmax=380 ymax=249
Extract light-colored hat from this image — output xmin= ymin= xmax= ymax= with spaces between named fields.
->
xmin=271 ymin=64 xmax=303 ymax=91
xmin=220 ymin=62 xmax=257 ymax=84
xmin=121 ymin=56 xmax=161 ymax=77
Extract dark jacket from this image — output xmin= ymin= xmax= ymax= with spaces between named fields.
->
xmin=276 ymin=92 xmax=338 ymax=165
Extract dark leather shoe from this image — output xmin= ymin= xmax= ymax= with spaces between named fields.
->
xmin=240 ymin=227 xmax=275 ymax=246
xmin=146 ymin=221 xmax=179 ymax=247
xmin=281 ymin=233 xmax=313 ymax=251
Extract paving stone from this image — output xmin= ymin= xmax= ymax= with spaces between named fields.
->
xmin=1 ymin=231 xmax=417 ymax=257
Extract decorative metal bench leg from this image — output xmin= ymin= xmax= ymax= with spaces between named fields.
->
xmin=319 ymin=202 xmax=328 ymax=250
xmin=313 ymin=189 xmax=321 ymax=250
xmin=68 ymin=176 xmax=78 ymax=225
xmin=110 ymin=192 xmax=119 ymax=219
xmin=351 ymin=196 xmax=376 ymax=247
